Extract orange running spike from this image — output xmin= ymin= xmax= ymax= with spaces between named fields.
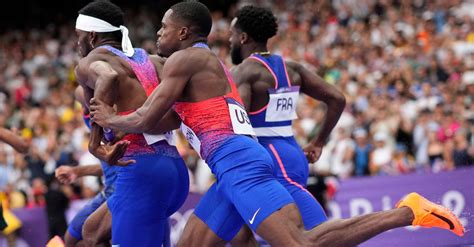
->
xmin=396 ymin=192 xmax=465 ymax=236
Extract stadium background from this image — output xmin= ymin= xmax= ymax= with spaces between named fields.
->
xmin=0 ymin=0 xmax=473 ymax=246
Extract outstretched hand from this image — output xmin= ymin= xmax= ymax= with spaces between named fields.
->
xmin=100 ymin=140 xmax=136 ymax=166
xmin=303 ymin=142 xmax=324 ymax=163
xmin=90 ymin=98 xmax=116 ymax=128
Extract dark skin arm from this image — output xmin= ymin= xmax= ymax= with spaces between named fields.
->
xmin=55 ymin=164 xmax=103 ymax=184
xmin=143 ymin=110 xmax=181 ymax=135
xmin=90 ymin=50 xmax=191 ymax=134
xmin=71 ymin=164 xmax=103 ymax=177
xmin=289 ymin=61 xmax=346 ymax=162
xmin=74 ymin=85 xmax=89 ymax=113
xmin=90 ymin=99 xmax=182 ymax=135
xmin=76 ymin=60 xmax=133 ymax=166
xmin=0 ymin=128 xmax=29 ymax=153
xmin=75 ymin=85 xmax=127 ymax=142
xmin=230 ymin=64 xmax=255 ymax=112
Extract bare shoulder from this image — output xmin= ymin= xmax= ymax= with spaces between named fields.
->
xmin=76 ymin=53 xmax=105 ymax=72
xmin=163 ymin=48 xmax=208 ymax=73
xmin=284 ymin=59 xmax=303 ymax=72
xmin=89 ymin=60 xmax=117 ymax=75
xmin=75 ymin=57 xmax=92 ymax=83
xmin=232 ymin=58 xmax=265 ymax=84
xmin=76 ymin=56 xmax=91 ymax=71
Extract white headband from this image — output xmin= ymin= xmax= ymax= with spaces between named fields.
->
xmin=75 ymin=14 xmax=134 ymax=57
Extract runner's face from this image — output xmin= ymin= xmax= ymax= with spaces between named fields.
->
xmin=75 ymin=29 xmax=93 ymax=57
xmin=156 ymin=9 xmax=182 ymax=57
xmin=229 ymin=18 xmax=244 ymax=65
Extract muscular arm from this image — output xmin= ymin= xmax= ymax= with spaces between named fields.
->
xmin=85 ymin=61 xmax=118 ymax=157
xmin=291 ymin=61 xmax=346 ymax=146
xmin=74 ymin=85 xmax=88 ymax=113
xmin=145 ymin=110 xmax=182 ymax=134
xmin=94 ymin=51 xmax=191 ymax=133
xmin=76 ymin=60 xmax=130 ymax=165
xmin=231 ymin=63 xmax=254 ymax=112
xmin=73 ymin=164 xmax=103 ymax=177
xmin=55 ymin=164 xmax=103 ymax=184
xmin=0 ymin=128 xmax=29 ymax=153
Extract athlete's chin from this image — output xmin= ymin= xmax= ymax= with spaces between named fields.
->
xmin=156 ymin=44 xmax=165 ymax=56
xmin=157 ymin=52 xmax=168 ymax=58
xmin=156 ymin=50 xmax=169 ymax=58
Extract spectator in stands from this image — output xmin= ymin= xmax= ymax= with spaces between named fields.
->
xmin=452 ymin=128 xmax=474 ymax=167
xmin=353 ymin=128 xmax=371 ymax=176
xmin=369 ymin=132 xmax=394 ymax=175
xmin=427 ymin=123 xmax=445 ymax=171
xmin=329 ymin=128 xmax=355 ymax=178
xmin=389 ymin=144 xmax=415 ymax=175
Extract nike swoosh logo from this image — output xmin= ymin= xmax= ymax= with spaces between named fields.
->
xmin=430 ymin=212 xmax=455 ymax=230
xmin=249 ymin=208 xmax=261 ymax=225
xmin=423 ymin=208 xmax=455 ymax=230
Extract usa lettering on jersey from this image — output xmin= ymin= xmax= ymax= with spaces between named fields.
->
xmin=226 ymin=98 xmax=256 ymax=136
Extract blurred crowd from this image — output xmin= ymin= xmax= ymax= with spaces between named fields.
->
xmin=211 ymin=0 xmax=474 ymax=179
xmin=0 ymin=0 xmax=473 ymax=234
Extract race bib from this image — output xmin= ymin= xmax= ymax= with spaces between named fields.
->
xmin=265 ymin=86 xmax=300 ymax=122
xmin=226 ymin=98 xmax=256 ymax=136
xmin=143 ymin=131 xmax=176 ymax=146
xmin=143 ymin=133 xmax=166 ymax=145
xmin=180 ymin=123 xmax=201 ymax=156
xmin=164 ymin=131 xmax=176 ymax=146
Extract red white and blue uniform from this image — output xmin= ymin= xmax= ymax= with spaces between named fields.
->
xmin=248 ymin=53 xmax=327 ymax=229
xmin=179 ymin=43 xmax=294 ymax=240
xmin=100 ymin=46 xmax=189 ymax=247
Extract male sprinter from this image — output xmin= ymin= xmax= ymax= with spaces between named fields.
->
xmin=75 ymin=1 xmax=189 ymax=246
xmin=232 ymin=4 xmax=342 ymax=227
xmin=54 ymin=86 xmax=115 ymax=246
xmin=0 ymin=127 xmax=29 ymax=231
xmin=229 ymin=5 xmax=344 ymax=243
xmin=90 ymin=1 xmax=464 ymax=246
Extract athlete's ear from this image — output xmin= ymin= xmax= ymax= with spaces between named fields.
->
xmin=178 ymin=27 xmax=190 ymax=41
xmin=240 ymin=32 xmax=249 ymax=44
xmin=89 ymin=32 xmax=97 ymax=48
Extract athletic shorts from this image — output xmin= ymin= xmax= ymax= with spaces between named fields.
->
xmin=68 ymin=192 xmax=107 ymax=240
xmin=108 ymin=142 xmax=189 ymax=247
xmin=259 ymin=136 xmax=327 ymax=229
xmin=195 ymin=135 xmax=294 ymax=241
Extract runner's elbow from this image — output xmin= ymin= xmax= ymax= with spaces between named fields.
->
xmin=329 ymin=90 xmax=346 ymax=110
xmin=336 ymin=90 xmax=346 ymax=105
